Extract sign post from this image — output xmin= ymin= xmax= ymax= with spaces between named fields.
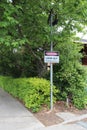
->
xmin=50 ymin=13 xmax=53 ymax=111
xmin=44 ymin=10 xmax=59 ymax=111
xmin=44 ymin=51 xmax=59 ymax=110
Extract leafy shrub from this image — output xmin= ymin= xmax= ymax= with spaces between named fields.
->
xmin=55 ymin=65 xmax=87 ymax=109
xmin=23 ymin=78 xmax=58 ymax=112
xmin=0 ymin=76 xmax=58 ymax=112
xmin=72 ymin=89 xmax=87 ymax=109
xmin=69 ymin=66 xmax=87 ymax=109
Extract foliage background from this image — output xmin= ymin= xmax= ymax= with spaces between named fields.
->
xmin=0 ymin=0 xmax=87 ymax=109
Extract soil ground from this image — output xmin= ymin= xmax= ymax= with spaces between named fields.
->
xmin=33 ymin=101 xmax=87 ymax=126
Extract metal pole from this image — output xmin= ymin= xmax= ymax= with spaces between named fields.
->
xmin=50 ymin=63 xmax=53 ymax=110
xmin=50 ymin=12 xmax=53 ymax=111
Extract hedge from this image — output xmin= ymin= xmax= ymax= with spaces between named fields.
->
xmin=0 ymin=76 xmax=58 ymax=112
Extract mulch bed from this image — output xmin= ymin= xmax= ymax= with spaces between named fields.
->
xmin=33 ymin=101 xmax=87 ymax=126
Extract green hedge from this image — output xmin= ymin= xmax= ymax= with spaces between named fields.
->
xmin=0 ymin=76 xmax=58 ymax=112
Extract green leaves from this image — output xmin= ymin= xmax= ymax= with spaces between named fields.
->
xmin=0 ymin=76 xmax=58 ymax=112
xmin=53 ymin=37 xmax=87 ymax=109
xmin=0 ymin=0 xmax=87 ymax=47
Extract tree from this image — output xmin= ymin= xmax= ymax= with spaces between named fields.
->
xmin=0 ymin=0 xmax=87 ymax=76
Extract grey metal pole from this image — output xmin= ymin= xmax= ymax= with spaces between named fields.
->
xmin=50 ymin=12 xmax=53 ymax=111
xmin=50 ymin=63 xmax=53 ymax=110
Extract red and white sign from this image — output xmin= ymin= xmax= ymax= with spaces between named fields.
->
xmin=44 ymin=51 xmax=59 ymax=63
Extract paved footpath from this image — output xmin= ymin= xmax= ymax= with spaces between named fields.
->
xmin=36 ymin=124 xmax=86 ymax=130
xmin=0 ymin=88 xmax=44 ymax=130
xmin=0 ymin=88 xmax=87 ymax=130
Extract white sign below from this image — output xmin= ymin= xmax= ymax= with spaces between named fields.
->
xmin=44 ymin=51 xmax=59 ymax=63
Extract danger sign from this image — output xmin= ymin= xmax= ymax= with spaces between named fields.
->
xmin=44 ymin=51 xmax=59 ymax=63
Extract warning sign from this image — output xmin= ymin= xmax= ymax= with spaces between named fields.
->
xmin=44 ymin=51 xmax=59 ymax=63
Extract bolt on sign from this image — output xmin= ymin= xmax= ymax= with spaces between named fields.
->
xmin=44 ymin=51 xmax=59 ymax=63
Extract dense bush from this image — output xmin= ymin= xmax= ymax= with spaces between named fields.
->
xmin=53 ymin=40 xmax=87 ymax=109
xmin=0 ymin=44 xmax=39 ymax=78
xmin=54 ymin=64 xmax=87 ymax=109
xmin=70 ymin=66 xmax=87 ymax=109
xmin=0 ymin=76 xmax=58 ymax=112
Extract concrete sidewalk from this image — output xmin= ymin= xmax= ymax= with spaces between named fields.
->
xmin=36 ymin=123 xmax=86 ymax=130
xmin=0 ymin=88 xmax=44 ymax=130
xmin=0 ymin=88 xmax=87 ymax=130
